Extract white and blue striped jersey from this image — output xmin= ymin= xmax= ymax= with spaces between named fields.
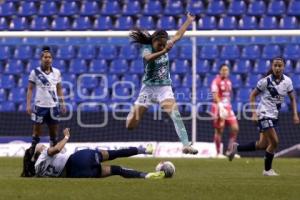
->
xmin=29 ymin=67 xmax=62 ymax=108
xmin=35 ymin=148 xmax=72 ymax=177
xmin=256 ymin=74 xmax=293 ymax=120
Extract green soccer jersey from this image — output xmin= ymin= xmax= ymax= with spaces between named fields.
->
xmin=141 ymin=45 xmax=172 ymax=86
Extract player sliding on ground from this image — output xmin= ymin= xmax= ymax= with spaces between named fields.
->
xmin=126 ymin=12 xmax=198 ymax=154
xmin=21 ymin=128 xmax=165 ymax=179
xmin=227 ymin=58 xmax=300 ymax=176
xmin=211 ymin=64 xmax=240 ymax=158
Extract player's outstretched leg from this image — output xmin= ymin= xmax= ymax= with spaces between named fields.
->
xmin=101 ymin=165 xmax=165 ymax=179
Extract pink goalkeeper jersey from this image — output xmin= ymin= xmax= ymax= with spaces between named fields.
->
xmin=211 ymin=75 xmax=232 ymax=105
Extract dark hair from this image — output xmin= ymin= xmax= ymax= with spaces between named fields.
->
xmin=21 ymin=148 xmax=36 ymax=177
xmin=41 ymin=46 xmax=52 ymax=57
xmin=265 ymin=57 xmax=286 ymax=77
xmin=219 ymin=63 xmax=229 ymax=71
xmin=130 ymin=28 xmax=168 ymax=45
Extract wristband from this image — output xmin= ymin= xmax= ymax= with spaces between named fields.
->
xmin=64 ymin=136 xmax=69 ymax=140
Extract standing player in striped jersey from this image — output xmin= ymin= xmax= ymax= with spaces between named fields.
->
xmin=211 ymin=64 xmax=239 ymax=158
xmin=26 ymin=46 xmax=66 ymax=154
xmin=126 ymin=13 xmax=198 ymax=154
xmin=228 ymin=58 xmax=299 ymax=176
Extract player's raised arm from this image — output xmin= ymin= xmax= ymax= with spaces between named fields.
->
xmin=169 ymin=13 xmax=195 ymax=44
xmin=47 ymin=128 xmax=70 ymax=156
xmin=288 ymin=91 xmax=300 ymax=124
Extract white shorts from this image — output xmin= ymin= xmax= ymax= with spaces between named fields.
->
xmin=134 ymin=84 xmax=175 ymax=108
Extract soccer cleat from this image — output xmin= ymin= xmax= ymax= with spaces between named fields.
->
xmin=182 ymin=145 xmax=198 ymax=155
xmin=145 ymin=171 xmax=165 ymax=179
xmin=263 ymin=169 xmax=279 ymax=176
xmin=216 ymin=154 xmax=226 ymax=159
xmin=145 ymin=144 xmax=154 ymax=155
xmin=227 ymin=142 xmax=238 ymax=161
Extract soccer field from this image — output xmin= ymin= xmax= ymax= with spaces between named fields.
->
xmin=1 ymin=158 xmax=299 ymax=200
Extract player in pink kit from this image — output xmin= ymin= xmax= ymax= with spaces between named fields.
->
xmin=210 ymin=64 xmax=239 ymax=158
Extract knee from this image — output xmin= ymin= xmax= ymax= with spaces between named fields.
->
xmin=270 ymin=140 xmax=279 ymax=149
xmin=256 ymin=141 xmax=267 ymax=150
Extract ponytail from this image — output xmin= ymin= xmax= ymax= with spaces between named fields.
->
xmin=130 ymin=28 xmax=168 ymax=45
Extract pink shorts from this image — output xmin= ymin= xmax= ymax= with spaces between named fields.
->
xmin=211 ymin=103 xmax=238 ymax=129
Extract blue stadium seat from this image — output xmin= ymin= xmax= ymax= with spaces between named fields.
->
xmin=283 ymin=44 xmax=300 ymax=60
xmin=230 ymin=74 xmax=242 ymax=87
xmin=52 ymin=59 xmax=66 ymax=73
xmin=182 ymin=74 xmax=200 ymax=88
xmin=197 ymin=87 xmax=210 ymax=101
xmin=89 ymin=59 xmax=108 ymax=73
xmin=18 ymin=1 xmax=37 ymax=16
xmin=73 ymin=16 xmax=92 ymax=30
xmin=4 ymin=60 xmax=24 ymax=74
xmin=0 ymin=88 xmax=6 ymax=102
xmin=291 ymin=74 xmax=300 ymax=89
xmin=79 ymin=76 xmax=98 ymax=89
xmin=0 ymin=75 xmax=15 ymax=89
xmin=238 ymin=16 xmax=258 ymax=29
xmin=228 ymin=1 xmax=246 ymax=16
xmin=174 ymin=87 xmax=191 ymax=102
xmin=179 ymin=46 xmax=192 ymax=59
xmin=56 ymin=46 xmax=76 ymax=59
xmin=259 ymin=16 xmax=278 ymax=29
xmin=90 ymin=88 xmax=109 ymax=102
xmin=245 ymin=74 xmax=263 ymax=87
xmin=164 ymin=0 xmax=183 ymax=15
xmin=26 ymin=59 xmax=39 ymax=73
xmin=63 ymin=74 xmax=76 ymax=85
xmin=218 ymin=16 xmax=237 ymax=30
xmin=157 ymin=16 xmax=176 ymax=30
xmin=236 ymin=88 xmax=252 ymax=102
xmin=232 ymin=59 xmax=251 ymax=74
xmin=9 ymin=17 xmax=29 ymax=30
xmin=69 ymin=59 xmax=88 ymax=74
xmin=288 ymin=1 xmax=300 ymax=16
xmin=59 ymin=1 xmax=79 ymax=16
xmin=119 ymin=45 xmax=138 ymax=60
xmin=0 ymin=2 xmax=16 ymax=17
xmin=171 ymin=59 xmax=190 ymax=74
xmin=187 ymin=1 xmax=204 ymax=15
xmin=110 ymin=59 xmax=129 ymax=74
xmin=8 ymin=88 xmax=26 ymax=103
xmin=206 ymin=0 xmax=225 ymax=15
xmin=93 ymin=16 xmax=113 ymax=30
xmin=198 ymin=16 xmax=217 ymax=30
xmin=77 ymin=45 xmax=96 ymax=59
xmin=253 ymin=59 xmax=271 ymax=74
xmin=101 ymin=1 xmax=120 ymax=15
xmin=0 ymin=102 xmax=16 ymax=111
xmin=168 ymin=47 xmax=178 ymax=60
xmin=248 ymin=1 xmax=266 ymax=16
xmin=262 ymin=45 xmax=281 ymax=59
xmin=123 ymin=0 xmax=141 ymax=16
xmin=268 ymin=1 xmax=286 ymax=16
xmin=220 ymin=45 xmax=240 ymax=59
xmin=14 ymin=46 xmax=33 ymax=59
xmin=80 ymin=1 xmax=99 ymax=16
xmin=171 ymin=74 xmax=181 ymax=88
xmin=115 ymin=16 xmax=134 ymax=30
xmin=39 ymin=1 xmax=58 ymax=16
xmin=241 ymin=45 xmax=261 ymax=59
xmin=295 ymin=62 xmax=300 ymax=74
xmin=18 ymin=75 xmax=29 ymax=88
xmin=30 ymin=16 xmax=50 ymax=30
xmin=284 ymin=60 xmax=294 ymax=74
xmin=130 ymin=60 xmax=144 ymax=74
xmin=279 ymin=16 xmax=298 ymax=29
xmin=0 ymin=17 xmax=8 ymax=30
xmin=136 ymin=16 xmax=155 ymax=29
xmin=200 ymin=46 xmax=219 ymax=59
xmin=0 ymin=46 xmax=10 ymax=60
xmin=143 ymin=0 xmax=162 ymax=16
xmin=197 ymin=60 xmax=210 ymax=73
xmin=106 ymin=74 xmax=119 ymax=87
xmin=98 ymin=45 xmax=117 ymax=60
xmin=52 ymin=17 xmax=71 ymax=31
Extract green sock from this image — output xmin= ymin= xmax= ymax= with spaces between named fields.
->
xmin=169 ymin=110 xmax=189 ymax=146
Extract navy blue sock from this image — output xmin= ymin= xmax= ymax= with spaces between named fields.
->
xmin=110 ymin=165 xmax=146 ymax=178
xmin=107 ymin=147 xmax=138 ymax=160
xmin=31 ymin=136 xmax=40 ymax=148
xmin=264 ymin=151 xmax=274 ymax=171
xmin=237 ymin=141 xmax=256 ymax=152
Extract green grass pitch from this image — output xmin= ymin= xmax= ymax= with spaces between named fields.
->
xmin=0 ymin=158 xmax=300 ymax=200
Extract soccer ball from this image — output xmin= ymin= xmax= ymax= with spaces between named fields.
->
xmin=155 ymin=161 xmax=175 ymax=178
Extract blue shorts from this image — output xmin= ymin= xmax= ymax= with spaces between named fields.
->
xmin=65 ymin=149 xmax=103 ymax=178
xmin=31 ymin=106 xmax=60 ymax=125
xmin=257 ymin=118 xmax=278 ymax=132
